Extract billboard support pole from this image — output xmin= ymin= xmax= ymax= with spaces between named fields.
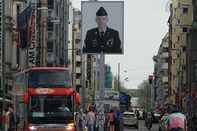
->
xmin=98 ymin=51 xmax=105 ymax=131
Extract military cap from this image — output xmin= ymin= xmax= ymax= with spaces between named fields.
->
xmin=96 ymin=7 xmax=108 ymax=16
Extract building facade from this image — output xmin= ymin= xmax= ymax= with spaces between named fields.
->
xmin=153 ymin=33 xmax=169 ymax=111
xmin=168 ymin=0 xmax=193 ymax=108
xmin=0 ymin=0 xmax=75 ymax=112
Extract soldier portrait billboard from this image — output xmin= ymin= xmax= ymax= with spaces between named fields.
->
xmin=82 ymin=1 xmax=124 ymax=54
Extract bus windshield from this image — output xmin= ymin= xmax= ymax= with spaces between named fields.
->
xmin=28 ymin=70 xmax=71 ymax=87
xmin=29 ymin=95 xmax=73 ymax=124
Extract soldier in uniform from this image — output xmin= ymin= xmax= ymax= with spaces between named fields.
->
xmin=83 ymin=7 xmax=122 ymax=53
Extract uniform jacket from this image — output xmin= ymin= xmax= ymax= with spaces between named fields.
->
xmin=83 ymin=27 xmax=122 ymax=53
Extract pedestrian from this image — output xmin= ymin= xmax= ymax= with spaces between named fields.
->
xmin=142 ymin=110 xmax=146 ymax=120
xmin=135 ymin=109 xmax=140 ymax=119
xmin=107 ymin=109 xmax=114 ymax=131
xmin=7 ymin=104 xmax=16 ymax=131
xmin=86 ymin=106 xmax=95 ymax=131
xmin=167 ymin=105 xmax=187 ymax=131
xmin=94 ymin=110 xmax=99 ymax=131
xmin=77 ymin=108 xmax=84 ymax=131
xmin=4 ymin=106 xmax=9 ymax=131
xmin=114 ymin=107 xmax=121 ymax=131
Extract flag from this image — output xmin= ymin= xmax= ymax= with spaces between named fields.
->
xmin=17 ymin=6 xmax=32 ymax=49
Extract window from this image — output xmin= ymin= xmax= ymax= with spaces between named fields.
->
xmin=173 ymin=59 xmax=176 ymax=64
xmin=48 ymin=0 xmax=54 ymax=9
xmin=76 ymin=49 xmax=81 ymax=55
xmin=28 ymin=70 xmax=71 ymax=87
xmin=47 ymin=21 xmax=53 ymax=31
xmin=177 ymin=19 xmax=180 ymax=25
xmin=183 ymin=27 xmax=188 ymax=33
xmin=47 ymin=41 xmax=53 ymax=52
xmin=173 ymin=75 xmax=176 ymax=80
xmin=177 ymin=36 xmax=180 ymax=41
xmin=183 ymin=7 xmax=188 ymax=14
xmin=29 ymin=95 xmax=73 ymax=124
xmin=16 ymin=4 xmax=21 ymax=14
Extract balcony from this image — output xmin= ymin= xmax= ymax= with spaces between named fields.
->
xmin=76 ymin=55 xmax=81 ymax=62
xmin=161 ymin=63 xmax=168 ymax=69
xmin=76 ymin=33 xmax=81 ymax=39
xmin=47 ymin=52 xmax=55 ymax=64
xmin=162 ymin=76 xmax=168 ymax=83
xmin=76 ymin=67 xmax=81 ymax=74
xmin=76 ymin=44 xmax=81 ymax=49
xmin=161 ymin=52 xmax=169 ymax=58
xmin=76 ymin=79 xmax=81 ymax=85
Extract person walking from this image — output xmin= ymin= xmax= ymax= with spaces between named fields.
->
xmin=114 ymin=107 xmax=121 ymax=131
xmin=7 ymin=104 xmax=16 ymax=131
xmin=86 ymin=107 xmax=95 ymax=131
xmin=4 ymin=107 xmax=10 ymax=131
xmin=107 ymin=109 xmax=115 ymax=131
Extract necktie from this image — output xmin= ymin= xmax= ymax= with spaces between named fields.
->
xmin=101 ymin=31 xmax=104 ymax=38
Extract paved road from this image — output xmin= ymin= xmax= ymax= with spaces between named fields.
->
xmin=124 ymin=120 xmax=159 ymax=131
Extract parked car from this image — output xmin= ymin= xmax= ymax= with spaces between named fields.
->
xmin=153 ymin=112 xmax=161 ymax=123
xmin=123 ymin=111 xmax=139 ymax=129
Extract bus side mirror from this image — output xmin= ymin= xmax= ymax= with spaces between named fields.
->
xmin=23 ymin=92 xmax=29 ymax=104
xmin=75 ymin=93 xmax=80 ymax=105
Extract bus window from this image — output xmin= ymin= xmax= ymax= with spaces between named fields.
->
xmin=28 ymin=70 xmax=71 ymax=87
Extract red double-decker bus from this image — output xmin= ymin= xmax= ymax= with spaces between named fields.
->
xmin=13 ymin=67 xmax=80 ymax=131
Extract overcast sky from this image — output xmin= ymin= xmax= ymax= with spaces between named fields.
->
xmin=72 ymin=0 xmax=170 ymax=89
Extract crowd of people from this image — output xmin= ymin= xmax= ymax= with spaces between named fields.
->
xmin=0 ymin=104 xmax=17 ymax=131
xmin=1 ymin=103 xmax=194 ymax=131
xmin=76 ymin=105 xmax=123 ymax=131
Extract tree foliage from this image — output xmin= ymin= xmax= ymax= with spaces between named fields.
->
xmin=137 ymin=80 xmax=152 ymax=111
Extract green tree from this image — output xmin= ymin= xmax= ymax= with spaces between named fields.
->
xmin=137 ymin=80 xmax=152 ymax=112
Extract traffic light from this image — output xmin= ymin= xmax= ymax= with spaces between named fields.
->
xmin=148 ymin=75 xmax=153 ymax=84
